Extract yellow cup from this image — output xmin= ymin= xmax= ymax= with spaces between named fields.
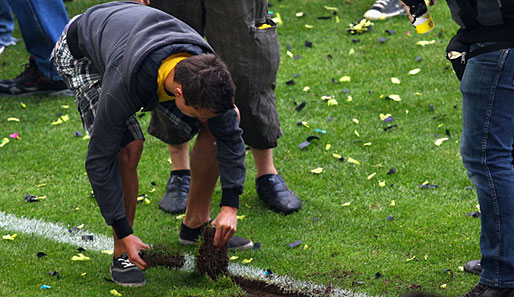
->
xmin=412 ymin=11 xmax=435 ymax=34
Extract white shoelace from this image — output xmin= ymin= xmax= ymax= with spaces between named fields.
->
xmin=117 ymin=257 xmax=136 ymax=269
xmin=372 ymin=0 xmax=393 ymax=9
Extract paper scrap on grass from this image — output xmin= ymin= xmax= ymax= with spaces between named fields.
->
xmin=110 ymin=289 xmax=122 ymax=296
xmin=367 ymin=172 xmax=376 ymax=180
xmin=9 ymin=132 xmax=20 ymax=140
xmin=7 ymin=117 xmax=19 ymax=122
xmin=339 ymin=76 xmax=351 ymax=82
xmin=388 ymin=94 xmax=401 ymax=102
xmin=342 ymin=202 xmax=351 ymax=207
xmin=391 ymin=77 xmax=400 ymax=84
xmin=305 ymin=24 xmax=314 ymax=29
xmin=390 ymin=200 xmax=396 ymax=206
xmin=296 ymin=11 xmax=305 ymax=17
xmin=288 ymin=240 xmax=303 ymax=248
xmin=0 ymin=138 xmax=9 ymax=147
xmin=379 ymin=181 xmax=386 ymax=187
xmin=242 ymin=258 xmax=253 ymax=264
xmin=354 ymin=130 xmax=360 ymax=137
xmin=416 ymin=40 xmax=436 ymax=46
xmin=324 ymin=5 xmax=338 ymax=11
xmin=347 ymin=157 xmax=360 ymax=165
xmin=236 ymin=215 xmax=245 ymax=220
xmin=72 ymin=253 xmax=90 ymax=261
xmin=352 ymin=118 xmax=359 ymax=124
xmin=2 ymin=234 xmax=16 ymax=240
xmin=102 ymin=250 xmax=113 ymax=255
xmin=434 ymin=138 xmax=448 ymax=146
xmin=325 ymin=144 xmax=331 ymax=150
xmin=230 ymin=256 xmax=239 ymax=261
xmin=302 ymin=86 xmax=310 ymax=92
xmin=409 ymin=68 xmax=421 ymax=75
xmin=271 ymin=12 xmax=282 ymax=25
xmin=418 ymin=181 xmax=439 ymax=189
xmin=347 ymin=96 xmax=353 ymax=102
xmin=51 ymin=118 xmax=63 ymax=126
xmin=40 ymin=285 xmax=51 ymax=290
xmin=298 ymin=135 xmax=320 ymax=149
xmin=310 ymin=168 xmax=323 ymax=174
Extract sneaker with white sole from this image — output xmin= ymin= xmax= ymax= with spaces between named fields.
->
xmin=179 ymin=222 xmax=254 ymax=250
xmin=364 ymin=0 xmax=405 ymax=20
xmin=110 ymin=254 xmax=146 ymax=287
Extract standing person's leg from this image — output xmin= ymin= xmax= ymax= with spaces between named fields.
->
xmin=203 ymin=0 xmax=301 ymax=214
xmin=0 ymin=1 xmax=16 ymax=54
xmin=460 ymin=45 xmax=514 ymax=295
xmin=0 ymin=0 xmax=71 ymax=97
xmin=148 ymin=0 xmax=204 ymax=214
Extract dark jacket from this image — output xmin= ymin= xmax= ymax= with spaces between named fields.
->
xmin=447 ymin=0 xmax=514 ymax=43
xmin=73 ymin=1 xmax=246 ymax=238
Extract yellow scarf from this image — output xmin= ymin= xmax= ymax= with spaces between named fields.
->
xmin=157 ymin=52 xmax=191 ymax=102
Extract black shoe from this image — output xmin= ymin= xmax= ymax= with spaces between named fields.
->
xmin=178 ymin=222 xmax=254 ymax=250
xmin=158 ymin=174 xmax=190 ymax=214
xmin=256 ymin=174 xmax=301 ymax=215
xmin=464 ymin=260 xmax=483 ymax=275
xmin=0 ymin=56 xmax=73 ymax=97
xmin=463 ymin=283 xmax=514 ymax=297
xmin=110 ymin=254 xmax=146 ymax=287
xmin=364 ymin=0 xmax=404 ymax=20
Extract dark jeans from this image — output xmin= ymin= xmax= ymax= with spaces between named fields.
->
xmin=460 ymin=43 xmax=514 ymax=287
xmin=148 ymin=0 xmax=282 ymax=149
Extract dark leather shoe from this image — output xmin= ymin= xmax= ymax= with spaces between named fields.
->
xmin=256 ymin=174 xmax=301 ymax=214
xmin=464 ymin=260 xmax=482 ymax=275
xmin=463 ymin=283 xmax=514 ymax=297
xmin=158 ymin=174 xmax=190 ymax=214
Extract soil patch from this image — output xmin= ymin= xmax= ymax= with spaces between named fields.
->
xmin=231 ymin=275 xmax=312 ymax=297
xmin=196 ymin=225 xmax=229 ymax=280
xmin=140 ymin=243 xmax=185 ymax=269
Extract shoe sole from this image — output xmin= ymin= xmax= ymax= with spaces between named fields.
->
xmin=158 ymin=203 xmax=186 ymax=214
xmin=364 ymin=10 xmax=405 ymax=20
xmin=179 ymin=237 xmax=254 ymax=250
xmin=110 ymin=268 xmax=146 ymax=287
xmin=0 ymin=89 xmax=74 ymax=97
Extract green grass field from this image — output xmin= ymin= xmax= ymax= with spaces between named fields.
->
xmin=0 ymin=1 xmax=482 ymax=296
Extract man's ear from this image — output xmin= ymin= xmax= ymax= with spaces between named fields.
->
xmin=174 ymin=84 xmax=183 ymax=98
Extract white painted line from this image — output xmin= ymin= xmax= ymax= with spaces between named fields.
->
xmin=0 ymin=210 xmax=373 ymax=297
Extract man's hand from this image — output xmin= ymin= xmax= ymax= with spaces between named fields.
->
xmin=133 ymin=0 xmax=150 ymax=5
xmin=121 ymin=234 xmax=150 ymax=270
xmin=211 ymin=206 xmax=238 ymax=248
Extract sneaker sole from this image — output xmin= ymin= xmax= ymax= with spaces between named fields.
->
xmin=364 ymin=9 xmax=404 ymax=20
xmin=110 ymin=269 xmax=146 ymax=287
xmin=179 ymin=237 xmax=254 ymax=250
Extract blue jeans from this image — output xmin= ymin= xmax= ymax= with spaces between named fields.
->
xmin=0 ymin=1 xmax=16 ymax=47
xmin=6 ymin=0 xmax=68 ymax=81
xmin=460 ymin=43 xmax=514 ymax=287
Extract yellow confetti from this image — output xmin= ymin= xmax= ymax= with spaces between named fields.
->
xmin=408 ymin=68 xmax=421 ymax=75
xmin=379 ymin=181 xmax=386 ymax=187
xmin=327 ymin=99 xmax=338 ymax=106
xmin=286 ymin=50 xmax=293 ymax=58
xmin=416 ymin=40 xmax=436 ymax=46
xmin=102 ymin=250 xmax=113 ymax=255
xmin=390 ymin=200 xmax=395 ymax=206
xmin=325 ymin=144 xmax=331 ymax=150
xmin=37 ymin=184 xmax=46 ymax=187
xmin=300 ymin=121 xmax=309 ymax=128
xmin=476 ymin=204 xmax=480 ymax=211
xmin=332 ymin=153 xmax=342 ymax=159
xmin=348 ymin=48 xmax=355 ymax=55
xmin=150 ymin=187 xmax=156 ymax=193
xmin=406 ymin=255 xmax=416 ymax=261
xmin=236 ymin=215 xmax=245 ymax=220
xmin=257 ymin=23 xmax=271 ymax=29
xmin=2 ymin=234 xmax=16 ymax=240
xmin=352 ymin=118 xmax=359 ymax=124
xmin=77 ymin=224 xmax=84 ymax=229
xmin=303 ymin=244 xmax=309 ymax=250
xmin=245 ymin=203 xmax=252 ymax=209
xmin=367 ymin=172 xmax=376 ymax=180
xmin=339 ymin=76 xmax=351 ymax=82
xmin=434 ymin=138 xmax=449 ymax=146
xmin=388 ymin=94 xmax=401 ymax=102
xmin=458 ymin=266 xmax=464 ymax=271
xmin=424 ymin=254 xmax=428 ymax=261
xmin=242 ymin=258 xmax=253 ymax=264
xmin=272 ymin=12 xmax=282 ymax=26
xmin=440 ymin=284 xmax=447 ymax=289
xmin=61 ymin=114 xmax=70 ymax=122
xmin=51 ymin=118 xmax=63 ymax=125
xmin=75 ymin=207 xmax=80 ymax=211
xmin=305 ymin=24 xmax=314 ymax=29
xmin=61 ymin=105 xmax=70 ymax=109
xmin=391 ymin=77 xmax=400 ymax=84
xmin=302 ymin=86 xmax=310 ymax=92
xmin=71 ymin=253 xmax=90 ymax=261
xmin=354 ymin=130 xmax=360 ymax=137
xmin=415 ymin=92 xmax=422 ymax=96
xmin=335 ymin=15 xmax=340 ymax=23
xmin=295 ymin=11 xmax=305 ymax=17
xmin=82 ymin=135 xmax=90 ymax=140
xmin=379 ymin=113 xmax=392 ymax=121
xmin=438 ymin=123 xmax=444 ymax=128
xmin=144 ymin=198 xmax=150 ymax=204
xmin=422 ymin=180 xmax=429 ymax=185
xmin=0 ymin=138 xmax=9 ymax=148
xmin=110 ymin=289 xmax=122 ymax=296
xmin=20 ymin=102 xmax=27 ymax=108
xmin=176 ymin=214 xmax=185 ymax=220
xmin=342 ymin=202 xmax=351 ymax=207
xmin=230 ymin=256 xmax=239 ymax=260
xmin=347 ymin=157 xmax=360 ymax=165
xmin=405 ymin=110 xmax=409 ymax=115
xmin=363 ymin=142 xmax=372 ymax=146
xmin=81 ymin=272 xmax=87 ymax=276
xmin=321 ymin=95 xmax=333 ymax=100
xmin=346 ymin=95 xmax=353 ymax=102
xmin=324 ymin=5 xmax=338 ymax=11
xmin=7 ymin=117 xmax=19 ymax=122
xmin=310 ymin=167 xmax=323 ymax=174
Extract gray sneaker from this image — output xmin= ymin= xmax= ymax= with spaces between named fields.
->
xmin=110 ymin=254 xmax=146 ymax=287
xmin=178 ymin=222 xmax=254 ymax=250
xmin=464 ymin=260 xmax=482 ymax=275
xmin=364 ymin=0 xmax=404 ymax=20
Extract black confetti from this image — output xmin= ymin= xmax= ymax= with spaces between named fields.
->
xmin=378 ymin=37 xmax=387 ymax=43
xmin=304 ymin=40 xmax=313 ymax=48
xmin=385 ymin=29 xmax=395 ymax=35
xmin=24 ymin=193 xmax=39 ymax=203
xmin=383 ymin=124 xmax=398 ymax=131
xmin=387 ymin=215 xmax=394 ymax=221
xmin=418 ymin=183 xmax=439 ymax=189
xmin=285 ymin=79 xmax=296 ymax=85
xmin=68 ymin=227 xmax=79 ymax=234
xmin=37 ymin=252 xmax=47 ymax=258
xmin=293 ymin=55 xmax=301 ymax=60
xmin=317 ymin=16 xmax=331 ymax=20
xmin=81 ymin=235 xmax=94 ymax=241
xmin=313 ymin=217 xmax=320 ymax=221
xmin=77 ymin=247 xmax=87 ymax=252
xmin=383 ymin=116 xmax=394 ymax=123
xmin=466 ymin=212 xmax=481 ymax=218
xmin=73 ymin=131 xmax=83 ymax=137
xmin=387 ymin=167 xmax=396 ymax=175
xmin=351 ymin=38 xmax=361 ymax=43
xmin=293 ymin=73 xmax=300 ymax=78
xmin=331 ymin=78 xmax=338 ymax=84
xmin=295 ymin=101 xmax=307 ymax=112
xmin=415 ymin=55 xmax=422 ymax=61
xmin=288 ymin=240 xmax=302 ymax=248
xmin=253 ymin=242 xmax=261 ymax=251
xmin=286 ymin=44 xmax=292 ymax=50
xmin=49 ymin=271 xmax=60 ymax=280
xmin=327 ymin=54 xmax=332 ymax=59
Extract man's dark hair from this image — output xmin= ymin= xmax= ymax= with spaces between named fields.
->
xmin=174 ymin=54 xmax=235 ymax=114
